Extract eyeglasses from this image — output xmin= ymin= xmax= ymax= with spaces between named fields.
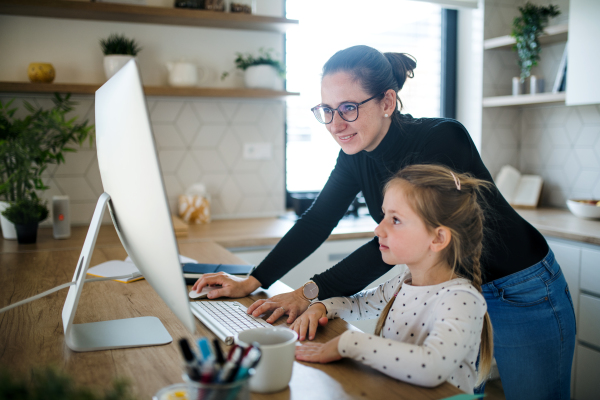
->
xmin=311 ymin=92 xmax=383 ymax=124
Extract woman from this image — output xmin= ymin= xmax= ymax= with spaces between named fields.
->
xmin=192 ymin=45 xmax=575 ymax=398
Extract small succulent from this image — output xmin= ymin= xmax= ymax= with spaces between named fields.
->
xmin=100 ymin=34 xmax=142 ymax=56
xmin=221 ymin=47 xmax=285 ymax=80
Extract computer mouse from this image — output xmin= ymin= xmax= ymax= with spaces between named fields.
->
xmin=188 ymin=285 xmax=220 ymax=299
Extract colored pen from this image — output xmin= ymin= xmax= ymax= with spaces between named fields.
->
xmin=178 ymin=338 xmax=200 ymax=381
xmin=218 ymin=346 xmax=243 ymax=383
xmin=197 ymin=337 xmax=214 ymax=362
xmin=212 ymin=338 xmax=226 ymax=367
xmin=234 ymin=346 xmax=262 ymax=381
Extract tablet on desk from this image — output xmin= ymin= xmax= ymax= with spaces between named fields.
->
xmin=182 ymin=263 xmax=254 ymax=285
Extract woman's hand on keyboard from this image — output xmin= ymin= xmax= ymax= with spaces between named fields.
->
xmin=247 ymin=288 xmax=311 ymax=325
xmin=191 ymin=273 xmax=261 ymax=299
xmin=295 ymin=335 xmax=342 ymax=364
xmin=289 ymin=302 xmax=329 ymax=341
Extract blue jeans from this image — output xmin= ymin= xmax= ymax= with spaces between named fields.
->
xmin=481 ymin=249 xmax=576 ymax=400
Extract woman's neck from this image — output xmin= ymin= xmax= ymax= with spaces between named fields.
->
xmin=406 ymin=260 xmax=456 ymax=286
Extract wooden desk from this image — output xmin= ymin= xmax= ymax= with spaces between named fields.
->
xmin=0 ymin=241 xmax=461 ymax=400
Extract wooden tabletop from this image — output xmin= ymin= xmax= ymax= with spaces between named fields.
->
xmin=0 ymin=240 xmax=461 ymax=400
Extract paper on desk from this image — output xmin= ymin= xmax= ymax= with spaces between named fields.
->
xmin=439 ymin=394 xmax=485 ymax=400
xmin=87 ymin=255 xmax=198 ymax=283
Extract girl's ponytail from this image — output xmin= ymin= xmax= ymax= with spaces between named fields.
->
xmin=383 ymin=53 xmax=416 ymax=91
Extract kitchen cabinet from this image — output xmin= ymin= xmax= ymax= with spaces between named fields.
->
xmin=547 ymin=237 xmax=600 ymax=400
xmin=565 ymin=0 xmax=600 ymax=106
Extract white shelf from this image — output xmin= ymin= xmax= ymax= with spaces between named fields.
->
xmin=484 ymin=24 xmax=568 ymax=50
xmin=482 ymin=92 xmax=566 ymax=107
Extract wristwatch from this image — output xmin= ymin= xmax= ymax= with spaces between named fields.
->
xmin=302 ymin=281 xmax=319 ymax=301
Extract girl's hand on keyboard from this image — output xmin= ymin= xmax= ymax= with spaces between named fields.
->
xmin=289 ymin=302 xmax=329 ymax=341
xmin=295 ymin=335 xmax=342 ymax=364
xmin=247 ymin=288 xmax=311 ymax=325
xmin=191 ymin=273 xmax=261 ymax=299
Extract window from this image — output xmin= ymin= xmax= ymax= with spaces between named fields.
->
xmin=285 ymin=0 xmax=444 ymax=193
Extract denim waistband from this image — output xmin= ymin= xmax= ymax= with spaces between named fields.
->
xmin=482 ymin=249 xmax=557 ymax=295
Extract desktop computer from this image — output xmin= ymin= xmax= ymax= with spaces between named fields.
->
xmin=61 ymin=60 xmax=196 ymax=351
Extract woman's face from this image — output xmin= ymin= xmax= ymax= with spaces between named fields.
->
xmin=320 ymin=72 xmax=393 ymax=155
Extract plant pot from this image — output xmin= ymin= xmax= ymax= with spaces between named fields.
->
xmin=244 ymin=65 xmax=279 ymax=90
xmin=104 ymin=55 xmax=135 ymax=80
xmin=0 ymin=201 xmax=17 ymax=240
xmin=15 ymin=222 xmax=39 ymax=244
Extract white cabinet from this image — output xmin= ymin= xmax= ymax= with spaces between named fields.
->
xmin=566 ymin=0 xmax=600 ymax=106
xmin=575 ymin=345 xmax=600 ymax=400
xmin=547 ymin=237 xmax=600 ymax=400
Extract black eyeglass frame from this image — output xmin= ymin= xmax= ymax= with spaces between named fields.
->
xmin=311 ymin=92 xmax=384 ymax=124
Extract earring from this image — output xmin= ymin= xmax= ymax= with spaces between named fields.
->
xmin=384 ymin=114 xmax=389 ymax=118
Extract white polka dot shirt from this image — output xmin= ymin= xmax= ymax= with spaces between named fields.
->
xmin=315 ymin=270 xmax=487 ymax=393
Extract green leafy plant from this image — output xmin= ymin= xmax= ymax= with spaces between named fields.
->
xmin=221 ymin=47 xmax=285 ymax=80
xmin=0 ymin=366 xmax=137 ymax=400
xmin=511 ymin=2 xmax=560 ymax=82
xmin=100 ymin=34 xmax=142 ymax=56
xmin=1 ymin=196 xmax=48 ymax=225
xmin=0 ymin=94 xmax=94 ymax=203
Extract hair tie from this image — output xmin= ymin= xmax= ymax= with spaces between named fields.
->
xmin=450 ymin=172 xmax=461 ymax=191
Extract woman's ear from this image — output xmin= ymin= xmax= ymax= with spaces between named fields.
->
xmin=430 ymin=226 xmax=451 ymax=253
xmin=382 ymin=89 xmax=396 ymax=115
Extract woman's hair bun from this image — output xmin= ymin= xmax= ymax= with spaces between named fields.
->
xmin=383 ymin=53 xmax=417 ymax=91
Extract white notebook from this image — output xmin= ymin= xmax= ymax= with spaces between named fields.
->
xmin=87 ymin=254 xmax=198 ymax=283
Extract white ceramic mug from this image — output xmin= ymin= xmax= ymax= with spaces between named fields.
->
xmin=236 ymin=327 xmax=298 ymax=393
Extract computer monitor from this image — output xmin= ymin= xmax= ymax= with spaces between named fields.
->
xmin=61 ymin=60 xmax=196 ymax=352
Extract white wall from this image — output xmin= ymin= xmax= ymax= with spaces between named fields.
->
xmin=0 ymin=1 xmax=288 ymax=225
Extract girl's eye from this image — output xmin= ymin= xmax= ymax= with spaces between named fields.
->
xmin=393 ymin=217 xmax=401 ymax=225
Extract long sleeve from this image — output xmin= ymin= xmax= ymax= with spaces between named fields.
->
xmin=335 ymin=280 xmax=487 ymax=393
xmin=251 ymin=151 xmax=361 ymax=289
xmin=316 ymin=271 xmax=407 ymax=321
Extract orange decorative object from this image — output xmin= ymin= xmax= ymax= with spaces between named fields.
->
xmin=178 ymin=195 xmax=211 ymax=224
xmin=28 ymin=63 xmax=56 ymax=83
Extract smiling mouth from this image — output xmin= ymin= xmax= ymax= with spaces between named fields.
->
xmin=338 ymin=133 xmax=357 ymax=141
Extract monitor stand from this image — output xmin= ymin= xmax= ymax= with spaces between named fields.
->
xmin=61 ymin=193 xmax=172 ymax=352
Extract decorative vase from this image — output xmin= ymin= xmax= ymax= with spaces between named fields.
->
xmin=0 ymin=201 xmax=17 ymax=240
xmin=103 ymin=55 xmax=135 ymax=80
xmin=28 ymin=63 xmax=55 ymax=83
xmin=244 ymin=65 xmax=279 ymax=90
xmin=15 ymin=222 xmax=39 ymax=244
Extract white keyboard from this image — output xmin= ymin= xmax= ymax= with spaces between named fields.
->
xmin=190 ymin=301 xmax=271 ymax=345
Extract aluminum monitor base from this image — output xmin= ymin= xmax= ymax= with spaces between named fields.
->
xmin=61 ymin=193 xmax=172 ymax=352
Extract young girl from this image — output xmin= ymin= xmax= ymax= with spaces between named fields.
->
xmin=293 ymin=164 xmax=493 ymax=393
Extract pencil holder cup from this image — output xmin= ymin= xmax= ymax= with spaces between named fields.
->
xmin=182 ymin=372 xmax=252 ymax=400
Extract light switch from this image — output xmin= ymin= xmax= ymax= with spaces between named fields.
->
xmin=243 ymin=143 xmax=272 ymax=160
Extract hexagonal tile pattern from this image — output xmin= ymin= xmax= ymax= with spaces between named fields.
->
xmin=3 ymin=95 xmax=286 ymax=222
xmin=176 ymin=104 xmax=201 ymax=145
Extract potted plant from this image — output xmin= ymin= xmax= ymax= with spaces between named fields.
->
xmin=100 ymin=33 xmax=142 ymax=80
xmin=0 ymin=94 xmax=94 ymax=241
xmin=221 ymin=48 xmax=285 ymax=90
xmin=1 ymin=196 xmax=48 ymax=244
xmin=511 ymin=2 xmax=560 ymax=82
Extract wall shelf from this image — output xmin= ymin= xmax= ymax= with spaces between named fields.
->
xmin=484 ymin=24 xmax=568 ymax=50
xmin=0 ymin=81 xmax=299 ymax=99
xmin=482 ymin=92 xmax=566 ymax=107
xmin=0 ymin=0 xmax=298 ymax=32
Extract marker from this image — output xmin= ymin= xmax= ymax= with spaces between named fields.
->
xmin=212 ymin=338 xmax=226 ymax=366
xmin=234 ymin=346 xmax=262 ymax=381
xmin=218 ymin=346 xmax=243 ymax=383
xmin=178 ymin=338 xmax=200 ymax=381
xmin=197 ymin=337 xmax=214 ymax=362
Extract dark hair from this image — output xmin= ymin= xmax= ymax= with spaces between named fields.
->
xmin=322 ymin=45 xmax=416 ymax=124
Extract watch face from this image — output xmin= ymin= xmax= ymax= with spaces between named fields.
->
xmin=303 ymin=282 xmax=319 ymax=299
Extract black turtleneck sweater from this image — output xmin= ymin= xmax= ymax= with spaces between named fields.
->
xmin=251 ymin=115 xmax=548 ymax=299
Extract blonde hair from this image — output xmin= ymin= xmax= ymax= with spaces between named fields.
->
xmin=373 ymin=164 xmax=493 ymax=386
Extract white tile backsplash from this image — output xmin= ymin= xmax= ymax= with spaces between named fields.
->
xmin=1 ymin=93 xmax=286 ymax=225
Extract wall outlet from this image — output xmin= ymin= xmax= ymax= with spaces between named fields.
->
xmin=243 ymin=143 xmax=272 ymax=160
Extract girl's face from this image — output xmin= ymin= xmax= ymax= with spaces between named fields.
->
xmin=320 ymin=72 xmax=392 ymax=155
xmin=374 ymin=183 xmax=437 ymax=267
